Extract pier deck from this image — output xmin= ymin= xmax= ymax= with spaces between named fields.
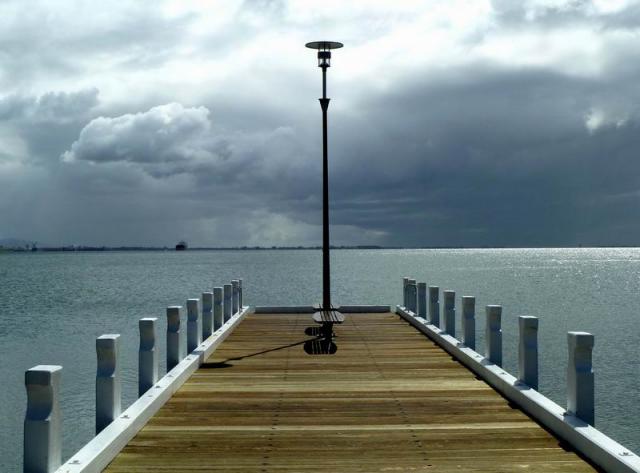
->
xmin=104 ymin=312 xmax=598 ymax=472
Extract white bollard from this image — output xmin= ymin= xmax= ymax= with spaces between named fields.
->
xmin=232 ymin=280 xmax=240 ymax=314
xmin=96 ymin=334 xmax=121 ymax=434
xmin=402 ymin=277 xmax=409 ymax=308
xmin=223 ymin=284 xmax=232 ymax=322
xmin=567 ymin=331 xmax=595 ymax=425
xmin=24 ymin=365 xmax=62 ymax=473
xmin=213 ymin=287 xmax=223 ymax=331
xmin=407 ymin=279 xmax=417 ymax=314
xmin=461 ymin=296 xmax=476 ymax=350
xmin=166 ymin=306 xmax=182 ymax=371
xmin=187 ymin=298 xmax=201 ymax=353
xmin=485 ymin=305 xmax=502 ymax=366
xmin=139 ymin=318 xmax=158 ymax=397
xmin=417 ymin=282 xmax=427 ymax=318
xmin=443 ymin=290 xmax=455 ymax=336
xmin=202 ymin=292 xmax=213 ymax=340
xmin=428 ymin=286 xmax=440 ymax=326
xmin=518 ymin=316 xmax=539 ymax=390
xmin=238 ymin=279 xmax=243 ymax=309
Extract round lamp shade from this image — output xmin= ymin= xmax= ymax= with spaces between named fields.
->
xmin=305 ymin=41 xmax=344 ymax=50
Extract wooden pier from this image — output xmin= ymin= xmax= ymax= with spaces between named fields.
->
xmin=103 ymin=312 xmax=597 ymax=472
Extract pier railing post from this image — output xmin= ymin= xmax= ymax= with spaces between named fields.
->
xmin=24 ymin=365 xmax=62 ymax=473
xmin=187 ymin=298 xmax=201 ymax=353
xmin=139 ymin=318 xmax=158 ymax=397
xmin=567 ymin=331 xmax=595 ymax=425
xmin=428 ymin=286 xmax=440 ymax=326
xmin=443 ymin=290 xmax=455 ymax=336
xmin=407 ymin=279 xmax=417 ymax=314
xmin=223 ymin=284 xmax=232 ymax=322
xmin=518 ymin=316 xmax=539 ymax=390
xmin=232 ymin=280 xmax=240 ymax=314
xmin=202 ymin=292 xmax=213 ymax=340
xmin=166 ymin=306 xmax=182 ymax=371
xmin=417 ymin=282 xmax=427 ymax=318
xmin=402 ymin=277 xmax=409 ymax=308
xmin=461 ymin=296 xmax=476 ymax=350
xmin=96 ymin=334 xmax=121 ymax=434
xmin=213 ymin=287 xmax=223 ymax=331
xmin=238 ymin=278 xmax=243 ymax=308
xmin=485 ymin=305 xmax=502 ymax=366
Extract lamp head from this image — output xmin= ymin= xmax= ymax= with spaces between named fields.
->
xmin=306 ymin=41 xmax=343 ymax=68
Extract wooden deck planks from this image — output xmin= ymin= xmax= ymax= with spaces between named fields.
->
xmin=104 ymin=313 xmax=599 ymax=472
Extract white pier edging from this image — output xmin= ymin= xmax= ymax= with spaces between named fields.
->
xmin=396 ymin=304 xmax=640 ymax=473
xmin=53 ymin=305 xmax=251 ymax=473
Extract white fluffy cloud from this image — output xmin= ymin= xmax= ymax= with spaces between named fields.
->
xmin=61 ymin=102 xmax=313 ymax=187
xmin=62 ymin=103 xmax=218 ymax=167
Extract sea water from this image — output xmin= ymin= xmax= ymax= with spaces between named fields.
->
xmin=1 ymin=248 xmax=639 ymax=472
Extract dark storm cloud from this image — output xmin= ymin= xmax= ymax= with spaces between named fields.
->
xmin=56 ymin=62 xmax=640 ymax=247
xmin=325 ymin=59 xmax=640 ymax=246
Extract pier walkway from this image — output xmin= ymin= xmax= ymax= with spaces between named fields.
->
xmin=104 ymin=312 xmax=597 ymax=472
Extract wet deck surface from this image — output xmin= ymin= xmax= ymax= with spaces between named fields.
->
xmin=105 ymin=313 xmax=598 ymax=472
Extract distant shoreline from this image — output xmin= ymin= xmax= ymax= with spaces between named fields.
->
xmin=2 ymin=245 xmax=640 ymax=253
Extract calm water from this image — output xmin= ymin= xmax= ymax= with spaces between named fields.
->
xmin=1 ymin=248 xmax=639 ymax=471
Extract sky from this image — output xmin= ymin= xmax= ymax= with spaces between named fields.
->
xmin=2 ymin=0 xmax=640 ymax=247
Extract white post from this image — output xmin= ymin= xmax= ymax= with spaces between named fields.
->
xmin=461 ymin=296 xmax=476 ymax=350
xmin=166 ymin=306 xmax=182 ymax=371
xmin=567 ymin=331 xmax=595 ymax=425
xmin=187 ymin=298 xmax=201 ymax=353
xmin=518 ymin=316 xmax=539 ymax=390
xmin=485 ymin=305 xmax=502 ymax=366
xmin=232 ymin=280 xmax=240 ymax=314
xmin=428 ymin=286 xmax=439 ymax=326
xmin=96 ymin=334 xmax=121 ymax=434
xmin=402 ymin=277 xmax=409 ymax=308
xmin=138 ymin=318 xmax=158 ymax=397
xmin=407 ymin=279 xmax=417 ymax=313
xmin=223 ymin=284 xmax=232 ymax=322
xmin=238 ymin=278 xmax=243 ymax=309
xmin=443 ymin=290 xmax=455 ymax=336
xmin=213 ymin=287 xmax=223 ymax=331
xmin=417 ymin=282 xmax=427 ymax=318
xmin=202 ymin=292 xmax=213 ymax=340
xmin=24 ymin=365 xmax=62 ymax=473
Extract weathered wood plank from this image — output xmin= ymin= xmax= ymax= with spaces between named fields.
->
xmin=104 ymin=313 xmax=599 ymax=472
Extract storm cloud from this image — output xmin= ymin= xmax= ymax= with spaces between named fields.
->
xmin=2 ymin=0 xmax=640 ymax=247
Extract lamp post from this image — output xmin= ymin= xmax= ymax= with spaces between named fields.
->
xmin=305 ymin=40 xmax=343 ymax=311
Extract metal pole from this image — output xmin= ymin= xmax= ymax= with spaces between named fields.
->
xmin=320 ymin=64 xmax=331 ymax=309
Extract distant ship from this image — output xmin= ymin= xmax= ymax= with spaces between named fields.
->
xmin=175 ymin=241 xmax=187 ymax=251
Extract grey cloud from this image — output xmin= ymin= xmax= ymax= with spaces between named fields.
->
xmin=491 ymin=0 xmax=640 ymax=30
xmin=0 ymin=3 xmax=195 ymax=88
xmin=5 ymin=1 xmax=640 ymax=248
xmin=0 ymin=89 xmax=98 ymax=123
xmin=0 ymin=89 xmax=99 ymax=165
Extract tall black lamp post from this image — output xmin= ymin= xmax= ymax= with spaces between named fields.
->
xmin=305 ymin=40 xmax=343 ymax=312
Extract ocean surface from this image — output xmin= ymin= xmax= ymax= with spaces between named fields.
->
xmin=1 ymin=248 xmax=639 ymax=471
